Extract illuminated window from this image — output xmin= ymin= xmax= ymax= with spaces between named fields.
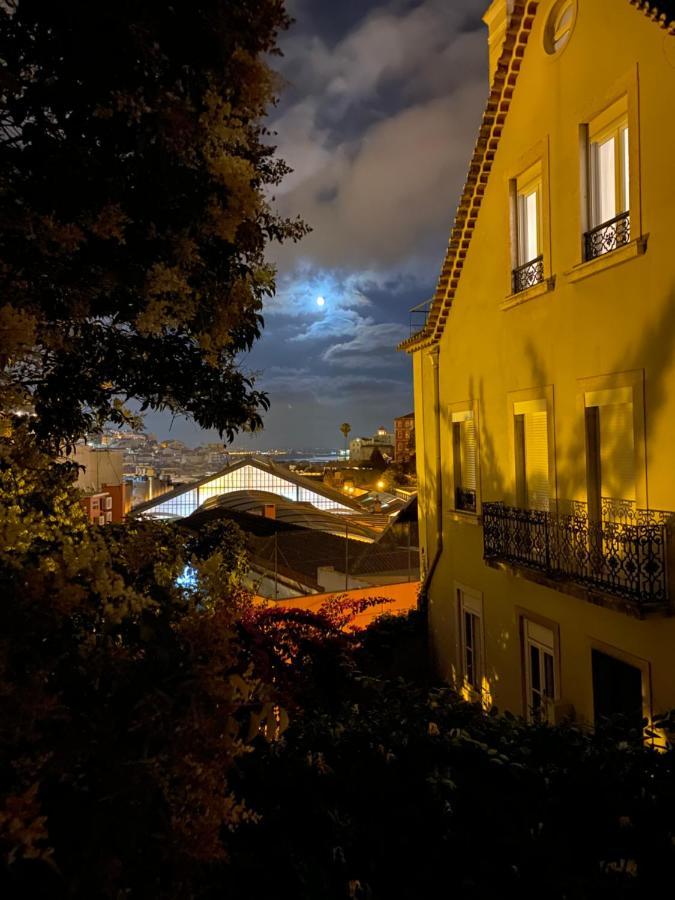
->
xmin=590 ymin=119 xmax=629 ymax=226
xmin=451 ymin=410 xmax=478 ymax=513
xmin=457 ymin=587 xmax=484 ymax=694
xmin=584 ymin=97 xmax=631 ymax=259
xmin=543 ymin=0 xmax=576 ymax=55
xmin=514 ymin=399 xmax=551 ymax=511
xmin=511 ymin=162 xmax=544 ymax=293
xmin=523 ymin=618 xmax=557 ymax=723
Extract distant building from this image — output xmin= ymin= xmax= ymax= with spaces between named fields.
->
xmin=72 ymin=444 xmax=131 ymax=523
xmin=80 ymin=492 xmax=114 ymax=526
xmin=349 ymin=426 xmax=394 ymax=463
xmin=394 ymin=413 xmax=415 ymax=464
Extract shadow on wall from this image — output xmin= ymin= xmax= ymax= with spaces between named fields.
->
xmin=522 ymin=282 xmax=675 ymax=506
xmin=433 ymin=281 xmax=675 ymax=706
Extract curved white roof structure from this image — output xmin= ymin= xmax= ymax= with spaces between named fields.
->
xmin=129 ymin=455 xmax=361 ymax=520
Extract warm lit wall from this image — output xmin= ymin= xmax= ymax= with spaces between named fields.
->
xmin=410 ymin=0 xmax=675 ymax=723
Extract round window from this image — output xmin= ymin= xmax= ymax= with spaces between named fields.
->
xmin=544 ymin=0 xmax=576 ymax=56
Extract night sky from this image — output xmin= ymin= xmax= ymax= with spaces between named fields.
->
xmin=144 ymin=0 xmax=489 ymax=448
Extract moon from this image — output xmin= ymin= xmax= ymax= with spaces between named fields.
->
xmin=316 ymin=295 xmax=325 ymax=307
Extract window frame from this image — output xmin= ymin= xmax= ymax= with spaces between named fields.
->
xmin=507 ymin=389 xmax=557 ymax=512
xmin=576 ymin=370 xmax=646 ymax=511
xmin=504 ymin=138 xmax=553 ymax=307
xmin=572 ymin=67 xmax=643 ymax=276
xmin=456 ymin=584 xmax=485 ymax=699
xmin=516 ymin=164 xmax=543 ymax=267
xmin=517 ymin=610 xmax=561 ymax=724
xmin=588 ymin=637 xmax=652 ymax=736
xmin=449 ymin=400 xmax=481 ymax=517
xmin=588 ymin=108 xmax=630 ymax=231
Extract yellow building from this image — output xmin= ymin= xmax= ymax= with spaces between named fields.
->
xmin=402 ymin=0 xmax=675 ymax=731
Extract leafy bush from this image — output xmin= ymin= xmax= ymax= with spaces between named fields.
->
xmin=0 ymin=433 xmax=274 ymax=898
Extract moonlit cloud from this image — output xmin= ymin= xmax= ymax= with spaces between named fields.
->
xmin=321 ymin=322 xmax=410 ymax=368
xmin=147 ymin=0 xmax=488 ymax=446
xmin=250 ymin=0 xmax=489 ymax=447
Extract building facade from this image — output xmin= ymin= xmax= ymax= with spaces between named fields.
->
xmin=349 ymin=427 xmax=395 ymax=462
xmin=394 ymin=413 xmax=415 ymax=464
xmin=403 ymin=0 xmax=675 ymax=731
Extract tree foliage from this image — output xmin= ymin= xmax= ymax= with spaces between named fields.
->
xmin=0 ymin=432 xmax=275 ymax=897
xmin=0 ymin=0 xmax=307 ymax=450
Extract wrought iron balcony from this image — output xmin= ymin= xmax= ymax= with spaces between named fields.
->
xmin=584 ymin=211 xmax=630 ymax=261
xmin=512 ymin=255 xmax=544 ymax=294
xmin=455 ymin=486 xmax=477 ymax=513
xmin=482 ymin=499 xmax=671 ymax=611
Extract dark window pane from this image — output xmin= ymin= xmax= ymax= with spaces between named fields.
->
xmin=543 ymin=651 xmax=555 ymax=699
xmin=530 ymin=644 xmax=541 ymax=691
xmin=592 ymin=649 xmax=643 ymax=733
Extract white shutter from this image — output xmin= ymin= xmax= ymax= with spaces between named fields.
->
xmin=599 ymin=402 xmax=635 ymax=502
xmin=460 ymin=416 xmax=477 ymax=491
xmin=524 ymin=411 xmax=550 ymax=510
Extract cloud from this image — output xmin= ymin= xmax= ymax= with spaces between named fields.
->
xmin=321 ymin=322 xmax=410 ymax=367
xmin=269 ymin=1 xmax=488 ymax=278
xmin=259 ymin=366 xmax=409 ymax=406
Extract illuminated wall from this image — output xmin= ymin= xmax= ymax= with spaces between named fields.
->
xmin=407 ymin=0 xmax=675 ymax=729
xmin=141 ymin=465 xmax=352 ymax=518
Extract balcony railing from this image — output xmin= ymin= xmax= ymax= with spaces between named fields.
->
xmin=482 ymin=500 xmax=671 ymax=611
xmin=584 ymin=211 xmax=630 ymax=261
xmin=409 ymin=299 xmax=433 ymax=337
xmin=512 ymin=255 xmax=544 ymax=294
xmin=455 ymin=486 xmax=477 ymax=513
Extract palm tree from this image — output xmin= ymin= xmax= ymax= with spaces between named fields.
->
xmin=339 ymin=422 xmax=351 ymax=457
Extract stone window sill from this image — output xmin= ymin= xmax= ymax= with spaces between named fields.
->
xmin=565 ymin=234 xmax=648 ymax=284
xmin=500 ymin=276 xmax=556 ymax=311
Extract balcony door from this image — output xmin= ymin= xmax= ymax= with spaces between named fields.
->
xmin=585 ymin=391 xmax=636 ymax=522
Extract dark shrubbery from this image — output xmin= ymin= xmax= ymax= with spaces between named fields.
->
xmin=224 ymin=610 xmax=675 ymax=900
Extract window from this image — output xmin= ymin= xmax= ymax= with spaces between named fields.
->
xmin=585 ymin=98 xmax=630 ymax=260
xmin=512 ymin=162 xmax=544 ymax=293
xmin=452 ymin=410 xmax=478 ymax=513
xmin=592 ymin=649 xmax=644 ymax=734
xmin=523 ymin=618 xmax=557 ymax=723
xmin=584 ymin=386 xmax=636 ymax=521
xmin=543 ymin=0 xmax=576 ymax=55
xmin=514 ymin=399 xmax=550 ymax=511
xmin=457 ymin=587 xmax=484 ymax=695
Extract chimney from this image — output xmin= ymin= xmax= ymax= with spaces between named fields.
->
xmin=483 ymin=0 xmax=515 ymax=84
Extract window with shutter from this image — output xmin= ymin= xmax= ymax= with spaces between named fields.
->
xmin=514 ymin=400 xmax=550 ymax=511
xmin=585 ymin=387 xmax=636 ymax=518
xmin=599 ymin=402 xmax=635 ymax=503
xmin=452 ymin=410 xmax=478 ymax=512
xmin=525 ymin=411 xmax=550 ymax=510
